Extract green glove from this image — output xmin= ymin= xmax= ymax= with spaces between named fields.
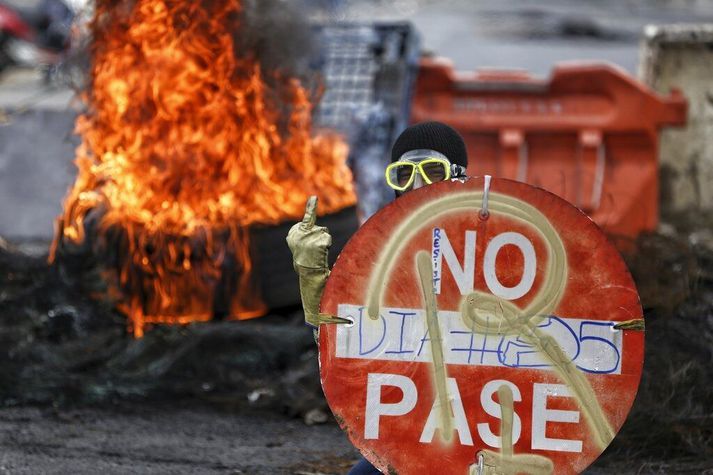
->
xmin=286 ymin=196 xmax=351 ymax=327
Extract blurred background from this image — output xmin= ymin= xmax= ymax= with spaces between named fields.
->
xmin=0 ymin=0 xmax=712 ymax=473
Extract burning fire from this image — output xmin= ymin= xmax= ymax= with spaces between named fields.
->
xmin=52 ymin=0 xmax=356 ymax=336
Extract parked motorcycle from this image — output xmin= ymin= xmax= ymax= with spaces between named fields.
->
xmin=0 ymin=0 xmax=76 ymax=77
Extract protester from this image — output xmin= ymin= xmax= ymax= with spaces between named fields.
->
xmin=287 ymin=121 xmax=469 ymax=474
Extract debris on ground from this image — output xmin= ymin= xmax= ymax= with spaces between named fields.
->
xmin=2 ymin=211 xmax=713 ymax=471
xmin=0 ymin=242 xmax=328 ymax=422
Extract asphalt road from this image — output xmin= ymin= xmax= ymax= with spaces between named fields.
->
xmin=339 ymin=0 xmax=713 ymax=75
xmin=0 ymin=404 xmax=359 ymax=475
xmin=1 ymin=404 xmax=709 ymax=474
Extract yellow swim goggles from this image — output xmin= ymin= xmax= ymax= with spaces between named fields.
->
xmin=385 ymin=151 xmax=466 ymax=192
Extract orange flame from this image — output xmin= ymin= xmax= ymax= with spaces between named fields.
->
xmin=52 ymin=0 xmax=356 ymax=336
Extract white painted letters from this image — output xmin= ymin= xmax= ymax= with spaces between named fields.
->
xmin=420 ymin=378 xmax=474 ymax=445
xmin=434 ymin=229 xmax=477 ymax=295
xmin=532 ymin=383 xmax=583 ymax=453
xmin=483 ymin=232 xmax=537 ymax=300
xmin=432 ymin=229 xmax=536 ymax=300
xmin=363 ymin=375 xmax=587 ymax=454
xmin=364 ymin=373 xmax=418 ymax=439
xmin=477 ymin=380 xmax=522 ymax=448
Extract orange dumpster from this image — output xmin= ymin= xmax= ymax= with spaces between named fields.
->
xmin=411 ymin=57 xmax=687 ymax=239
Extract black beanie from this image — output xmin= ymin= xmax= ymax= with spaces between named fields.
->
xmin=391 ymin=121 xmax=468 ymax=168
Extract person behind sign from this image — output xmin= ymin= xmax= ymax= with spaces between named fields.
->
xmin=286 ymin=121 xmax=469 ymax=474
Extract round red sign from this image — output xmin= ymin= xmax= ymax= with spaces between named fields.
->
xmin=319 ymin=177 xmax=644 ymax=475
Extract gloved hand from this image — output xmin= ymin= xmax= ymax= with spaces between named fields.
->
xmin=287 ymin=196 xmax=351 ymax=327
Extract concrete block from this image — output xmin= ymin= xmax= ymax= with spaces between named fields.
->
xmin=639 ymin=24 xmax=713 ymax=212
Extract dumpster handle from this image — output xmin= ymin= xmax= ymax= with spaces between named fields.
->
xmin=455 ymin=81 xmax=548 ymax=93
xmin=498 ymin=129 xmax=528 ymax=182
xmin=518 ymin=141 xmax=529 ymax=183
xmin=591 ymin=143 xmax=606 ymax=210
xmin=577 ymin=130 xmax=605 ymax=211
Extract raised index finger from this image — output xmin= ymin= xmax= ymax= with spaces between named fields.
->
xmin=300 ymin=195 xmax=318 ymax=230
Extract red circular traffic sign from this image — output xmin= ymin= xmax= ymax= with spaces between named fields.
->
xmin=319 ymin=177 xmax=644 ymax=475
